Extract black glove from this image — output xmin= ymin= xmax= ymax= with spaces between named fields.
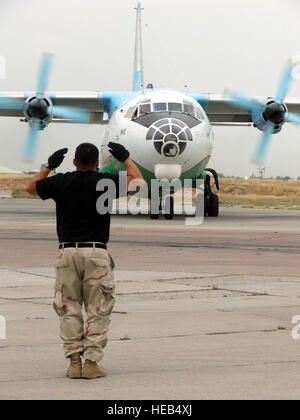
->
xmin=108 ymin=142 xmax=130 ymax=163
xmin=47 ymin=148 xmax=68 ymax=170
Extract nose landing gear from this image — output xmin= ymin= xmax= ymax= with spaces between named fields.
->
xmin=164 ymin=195 xmax=174 ymax=220
xmin=150 ymin=187 xmax=175 ymax=220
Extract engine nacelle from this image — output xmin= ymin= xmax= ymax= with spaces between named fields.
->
xmin=24 ymin=96 xmax=53 ymax=130
xmin=251 ymin=97 xmax=287 ymax=134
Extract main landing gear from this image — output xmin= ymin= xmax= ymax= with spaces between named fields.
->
xmin=203 ymin=168 xmax=220 ymax=217
xmin=149 ymin=169 xmax=220 ymax=220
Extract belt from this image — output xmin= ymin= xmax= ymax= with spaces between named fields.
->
xmin=59 ymin=242 xmax=107 ymax=250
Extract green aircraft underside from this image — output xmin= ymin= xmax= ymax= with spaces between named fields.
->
xmin=100 ymin=157 xmax=208 ymax=187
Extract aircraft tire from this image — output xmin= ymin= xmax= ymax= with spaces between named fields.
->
xmin=164 ymin=196 xmax=174 ymax=220
xmin=150 ymin=212 xmax=159 ymax=219
xmin=204 ymin=195 xmax=210 ymax=217
xmin=208 ymin=193 xmax=219 ymax=217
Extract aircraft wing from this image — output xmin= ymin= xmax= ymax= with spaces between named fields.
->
xmin=0 ymin=91 xmax=136 ymax=123
xmin=189 ymin=94 xmax=300 ymax=126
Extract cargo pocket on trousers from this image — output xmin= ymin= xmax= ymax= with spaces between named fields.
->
xmin=98 ymin=276 xmax=115 ymax=317
xmin=53 ymin=285 xmax=68 ymax=317
xmin=85 ymin=257 xmax=115 ymax=316
xmin=53 ymin=255 xmax=69 ymax=317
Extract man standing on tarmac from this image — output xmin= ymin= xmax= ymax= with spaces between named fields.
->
xmin=26 ymin=142 xmax=144 ymax=379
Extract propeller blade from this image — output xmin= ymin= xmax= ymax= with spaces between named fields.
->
xmin=36 ymin=53 xmax=53 ymax=99
xmin=53 ymin=106 xmax=91 ymax=123
xmin=286 ymin=112 xmax=300 ymax=126
xmin=275 ymin=60 xmax=295 ymax=103
xmin=225 ymin=90 xmax=264 ymax=114
xmin=0 ymin=97 xmax=24 ymax=111
xmin=252 ymin=122 xmax=275 ymax=165
xmin=23 ymin=118 xmax=41 ymax=162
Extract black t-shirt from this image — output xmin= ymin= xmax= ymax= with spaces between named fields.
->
xmin=36 ymin=171 xmax=120 ymax=244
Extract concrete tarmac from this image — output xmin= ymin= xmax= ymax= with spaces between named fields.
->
xmin=0 ymin=198 xmax=300 ymax=400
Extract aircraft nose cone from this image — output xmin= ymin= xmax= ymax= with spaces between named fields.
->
xmin=146 ymin=117 xmax=193 ymax=156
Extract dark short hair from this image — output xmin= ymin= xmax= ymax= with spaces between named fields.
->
xmin=75 ymin=143 xmax=99 ymax=166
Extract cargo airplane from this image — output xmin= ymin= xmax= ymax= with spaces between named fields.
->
xmin=0 ymin=3 xmax=300 ymax=219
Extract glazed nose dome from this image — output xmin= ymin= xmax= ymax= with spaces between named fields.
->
xmin=146 ymin=118 xmax=193 ymax=156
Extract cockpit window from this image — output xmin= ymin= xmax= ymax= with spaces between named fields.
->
xmin=183 ymin=103 xmax=195 ymax=117
xmin=168 ymin=103 xmax=182 ymax=112
xmin=139 ymin=103 xmax=151 ymax=116
xmin=183 ymin=101 xmax=205 ymax=120
xmin=125 ymin=106 xmax=137 ymax=119
xmin=154 ymin=103 xmax=167 ymax=111
xmin=126 ymin=99 xmax=205 ymax=121
xmin=195 ymin=107 xmax=206 ymax=120
xmin=126 ymin=98 xmax=151 ymax=119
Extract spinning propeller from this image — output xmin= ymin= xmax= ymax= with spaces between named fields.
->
xmin=225 ymin=56 xmax=300 ymax=165
xmin=0 ymin=53 xmax=91 ymax=162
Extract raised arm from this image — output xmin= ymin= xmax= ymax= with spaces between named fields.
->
xmin=108 ymin=142 xmax=144 ymax=192
xmin=26 ymin=148 xmax=68 ymax=196
xmin=26 ymin=167 xmax=51 ymax=196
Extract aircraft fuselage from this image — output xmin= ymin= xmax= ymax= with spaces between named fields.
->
xmin=101 ymin=90 xmax=214 ymax=185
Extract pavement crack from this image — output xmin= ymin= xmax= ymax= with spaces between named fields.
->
xmin=157 ymin=274 xmax=234 ymax=282
xmin=210 ymin=286 xmax=296 ymax=299
xmin=114 ymin=328 xmax=292 ymax=341
xmin=3 ymin=269 xmax=55 ymax=279
xmin=117 ymin=288 xmax=212 ymax=296
xmin=0 ymin=297 xmax=51 ymax=306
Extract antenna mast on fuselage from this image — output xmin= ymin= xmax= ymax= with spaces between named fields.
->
xmin=133 ymin=2 xmax=144 ymax=92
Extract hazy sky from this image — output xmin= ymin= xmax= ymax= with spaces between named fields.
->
xmin=0 ymin=0 xmax=300 ymax=177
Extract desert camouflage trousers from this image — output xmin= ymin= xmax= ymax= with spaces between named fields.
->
xmin=53 ymin=246 xmax=115 ymax=362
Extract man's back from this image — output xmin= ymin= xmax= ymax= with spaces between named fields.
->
xmin=37 ymin=170 xmax=119 ymax=243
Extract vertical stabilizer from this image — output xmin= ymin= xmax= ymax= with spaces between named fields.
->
xmin=133 ymin=3 xmax=144 ymax=92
